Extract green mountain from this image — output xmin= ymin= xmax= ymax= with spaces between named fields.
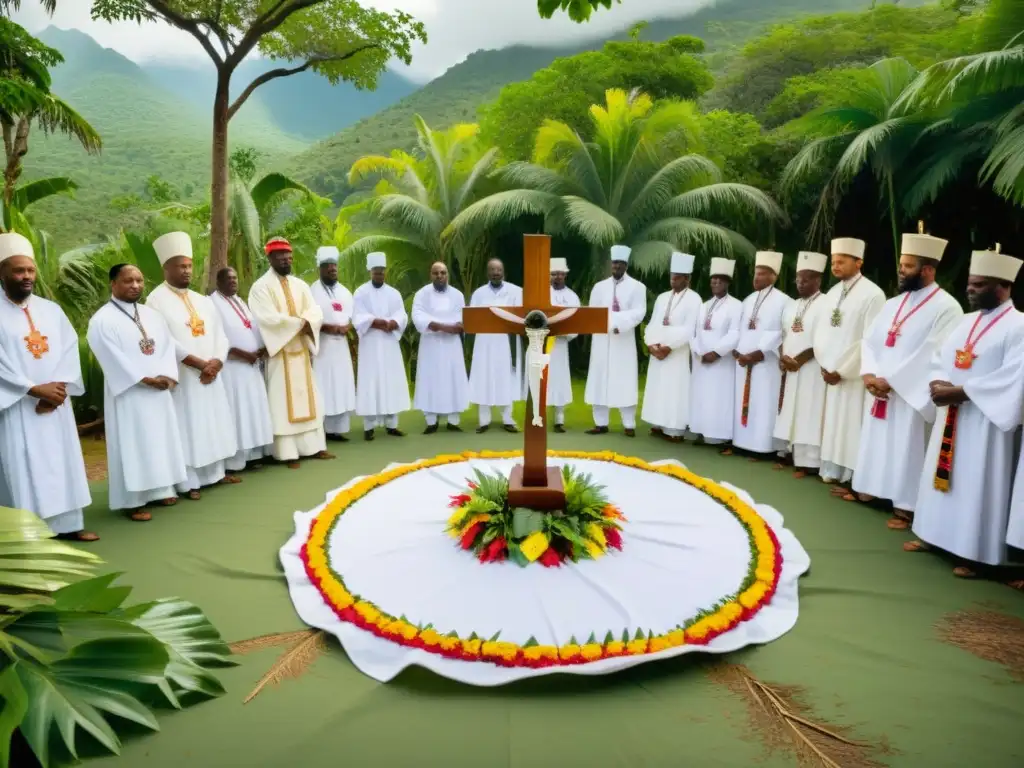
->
xmin=22 ymin=27 xmax=308 ymax=248
xmin=287 ymin=0 xmax=885 ymax=201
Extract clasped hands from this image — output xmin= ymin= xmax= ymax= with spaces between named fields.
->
xmin=862 ymin=374 xmax=891 ymax=399
xmin=427 ymin=321 xmax=463 ymax=335
xmin=778 ymin=354 xmax=807 ymax=373
xmin=229 ymin=347 xmax=268 ymax=366
xmin=322 ymin=322 xmax=351 ymax=337
xmin=647 ymin=343 xmax=671 ymax=361
xmin=371 ymin=318 xmax=400 ymax=332
xmin=29 ymin=382 xmax=68 ymax=414
xmin=928 ymin=379 xmax=967 ymax=406
xmin=732 ymin=349 xmax=765 ymax=368
xmin=140 ymin=376 xmax=177 ymax=391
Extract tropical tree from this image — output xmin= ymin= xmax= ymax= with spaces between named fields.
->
xmin=538 ymin=0 xmax=621 ymax=23
xmin=341 ymin=116 xmax=500 ymax=293
xmin=447 ymin=88 xmax=785 ymax=291
xmin=91 ymin=0 xmax=427 ymax=288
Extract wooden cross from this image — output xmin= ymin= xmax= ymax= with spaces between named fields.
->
xmin=463 ymin=234 xmax=609 ymax=509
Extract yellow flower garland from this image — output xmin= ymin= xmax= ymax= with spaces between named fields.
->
xmin=300 ymin=450 xmax=782 ymax=668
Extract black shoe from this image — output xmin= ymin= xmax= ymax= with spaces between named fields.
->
xmin=446 ymin=424 xmax=463 ymax=432
xmin=585 ymin=426 xmax=609 ymax=435
xmin=502 ymin=424 xmax=520 ymax=433
xmin=554 ymin=424 xmax=566 ymax=433
xmin=364 ymin=429 xmax=375 ymax=441
xmin=624 ymin=428 xmax=636 ymax=438
xmin=387 ymin=428 xmax=405 ymax=437
xmin=476 ymin=425 xmax=490 ymax=434
xmin=424 ymin=424 xmax=439 ymax=435
xmin=327 ymin=433 xmax=349 ymax=442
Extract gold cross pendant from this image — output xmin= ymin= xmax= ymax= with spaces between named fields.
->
xmin=187 ymin=314 xmax=206 ymax=337
xmin=25 ymin=328 xmax=49 ymax=359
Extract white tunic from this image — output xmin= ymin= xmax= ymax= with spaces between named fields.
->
xmin=353 ymin=281 xmax=410 ymax=417
xmin=731 ymin=287 xmax=792 ymax=453
xmin=411 ymin=284 xmax=469 ymax=415
xmin=773 ymin=293 xmax=829 ymax=455
xmin=813 ymin=275 xmax=886 ymax=477
xmin=0 ymin=296 xmax=91 ymax=523
xmin=211 ymin=292 xmax=274 ymax=457
xmin=468 ymin=282 xmax=524 ymax=407
xmin=87 ymin=300 xmax=187 ymax=509
xmin=309 ymin=280 xmax=357 ymax=418
xmin=912 ymin=303 xmax=1024 ymax=565
xmin=585 ymin=275 xmax=646 ymax=408
xmin=247 ymin=270 xmax=326 ymax=459
xmin=641 ymin=288 xmax=702 ymax=430
xmin=853 ymin=287 xmax=963 ymax=510
xmin=689 ymin=294 xmax=743 ymax=441
xmin=548 ymin=285 xmax=580 ymax=409
xmin=145 ymin=284 xmax=238 ymax=477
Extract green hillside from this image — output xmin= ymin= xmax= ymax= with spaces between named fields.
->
xmin=287 ymin=0 xmax=890 ymax=201
xmin=22 ymin=27 xmax=308 ymax=248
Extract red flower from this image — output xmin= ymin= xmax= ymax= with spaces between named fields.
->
xmin=605 ymin=527 xmax=623 ymax=551
xmin=483 ymin=536 xmax=507 ymax=563
xmin=460 ymin=522 xmax=484 ymax=550
xmin=449 ymin=493 xmax=472 ymax=508
xmin=467 ymin=481 xmax=478 ymax=490
xmin=539 ymin=547 xmax=562 ymax=568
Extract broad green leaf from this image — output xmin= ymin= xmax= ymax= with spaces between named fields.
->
xmin=52 ymin=573 xmax=131 ymax=613
xmin=511 ymin=508 xmax=545 ymax=539
xmin=0 ymin=664 xmax=28 ymax=768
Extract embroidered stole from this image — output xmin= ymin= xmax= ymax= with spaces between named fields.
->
xmin=933 ymin=404 xmax=959 ymax=492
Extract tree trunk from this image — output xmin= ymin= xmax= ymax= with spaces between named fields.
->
xmin=208 ymin=72 xmax=232 ymax=291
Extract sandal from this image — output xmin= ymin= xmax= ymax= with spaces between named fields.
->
xmin=314 ymin=451 xmax=335 ymax=460
xmin=187 ymin=490 xmax=201 ymax=501
xmin=287 ymin=461 xmax=301 ymax=469
xmin=55 ymin=530 xmax=100 ymax=542
xmin=156 ymin=497 xmax=177 ymax=507
xmin=792 ymin=470 xmax=808 ymax=479
xmin=1005 ymin=579 xmax=1024 ymax=592
xmin=220 ymin=475 xmax=243 ymax=485
xmin=952 ymin=566 xmax=977 ymax=579
xmin=126 ymin=509 xmax=152 ymax=522
xmin=887 ymin=511 xmax=912 ymax=530
xmin=903 ymin=540 xmax=930 ymax=553
xmin=720 ymin=448 xmax=734 ymax=456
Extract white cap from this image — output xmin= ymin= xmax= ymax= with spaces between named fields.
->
xmin=610 ymin=244 xmax=631 ymax=263
xmin=366 ymin=251 xmax=386 ymax=270
xmin=970 ymin=249 xmax=1022 ymax=283
xmin=0 ymin=232 xmax=34 ymax=265
xmin=901 ymin=233 xmax=947 ymax=262
xmin=755 ymin=250 xmax=783 ymax=274
xmin=550 ymin=257 xmax=569 ymax=273
xmin=796 ymin=251 xmax=827 ymax=273
xmin=709 ymin=257 xmax=735 ymax=278
xmin=317 ymin=246 xmax=339 ymax=265
xmin=831 ymin=237 xmax=865 ymax=259
xmin=153 ymin=232 xmax=193 ymax=267
xmin=670 ymin=252 xmax=695 ymax=274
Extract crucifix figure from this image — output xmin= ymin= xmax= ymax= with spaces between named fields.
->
xmin=463 ymin=235 xmax=609 ymax=509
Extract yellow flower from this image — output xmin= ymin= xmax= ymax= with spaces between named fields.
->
xmin=665 ymin=629 xmax=686 ymax=648
xmin=649 ymin=636 xmax=670 ymax=653
xmin=721 ymin=602 xmax=743 ymax=623
xmin=354 ymin=602 xmax=380 ymax=624
xmin=707 ymin=612 xmax=730 ymax=632
xmin=448 ymin=506 xmax=470 ymax=529
xmin=520 ymin=531 xmax=550 ymax=562
xmin=584 ymin=539 xmax=605 ymax=560
xmin=686 ymin=619 xmax=713 ymax=641
xmin=755 ymin=567 xmax=775 ymax=583
xmin=420 ymin=629 xmax=442 ymax=647
xmin=585 ymin=523 xmax=607 ymax=547
xmin=481 ymin=641 xmax=500 ymax=658
xmin=559 ymin=644 xmax=581 ymax=660
xmin=523 ymin=645 xmax=559 ymax=661
xmin=461 ymin=513 xmax=490 ymax=531
xmin=580 ymin=643 xmax=603 ymax=660
xmin=605 ymin=641 xmax=626 ymax=655
xmin=626 ymin=638 xmax=648 ymax=654
xmin=438 ymin=636 xmax=461 ymax=652
xmin=462 ymin=638 xmax=482 ymax=656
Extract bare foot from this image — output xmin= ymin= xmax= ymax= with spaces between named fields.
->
xmin=792 ymin=470 xmax=807 ymax=479
xmin=315 ymin=451 xmax=335 ymax=460
xmin=220 ymin=475 xmax=243 ymax=485
xmin=187 ymin=490 xmax=201 ymax=501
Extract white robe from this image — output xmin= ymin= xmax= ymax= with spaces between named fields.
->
xmin=912 ymin=303 xmax=1024 ymax=565
xmin=353 ymin=281 xmax=410 ymax=418
xmin=211 ymin=292 xmax=274 ymax=469
xmin=852 ymin=287 xmax=963 ymax=511
xmin=813 ymin=275 xmax=886 ymax=481
xmin=309 ymin=280 xmax=357 ymax=432
xmin=0 ymin=295 xmax=91 ymax=533
xmin=585 ymin=275 xmax=646 ymax=408
xmin=689 ymin=294 xmax=743 ymax=442
xmin=247 ymin=270 xmax=326 ymax=461
xmin=732 ymin=287 xmax=792 ymax=454
xmin=412 ymin=284 xmax=469 ymax=417
xmin=87 ymin=300 xmax=187 ymax=510
xmin=641 ymin=288 xmax=702 ymax=432
xmin=773 ymin=293 xmax=829 ymax=467
xmin=548 ymin=285 xmax=580 ymax=410
xmin=468 ymin=282 xmax=524 ymax=407
xmin=146 ymin=284 xmax=237 ymax=490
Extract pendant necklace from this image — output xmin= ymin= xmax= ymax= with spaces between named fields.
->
xmin=109 ymin=300 xmax=156 ymax=355
xmin=791 ymin=292 xmax=820 ymax=333
xmin=954 ymin=305 xmax=1013 ymax=370
xmin=4 ymin=295 xmax=49 ymax=359
xmin=172 ymin=288 xmax=205 ymax=337
xmin=885 ymin=286 xmax=941 ymax=347
xmin=747 ymin=286 xmax=773 ymax=330
xmin=221 ymin=292 xmax=252 ymax=329
xmin=831 ymin=275 xmax=862 ymax=327
xmin=662 ymin=288 xmax=687 ymax=326
xmin=703 ymin=296 xmax=725 ymax=331
xmin=322 ymin=281 xmax=344 ymax=312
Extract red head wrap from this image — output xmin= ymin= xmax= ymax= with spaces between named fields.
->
xmin=264 ymin=237 xmax=292 ymax=255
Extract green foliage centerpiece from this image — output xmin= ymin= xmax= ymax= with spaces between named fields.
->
xmin=446 ymin=466 xmax=625 ymax=567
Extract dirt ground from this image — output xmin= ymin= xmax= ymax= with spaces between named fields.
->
xmin=80 ymin=435 xmax=108 ymax=482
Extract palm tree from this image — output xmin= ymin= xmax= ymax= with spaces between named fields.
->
xmin=445 ymin=88 xmax=784 ymax=288
xmin=780 ymin=58 xmax=938 ymax=257
xmin=340 ymin=116 xmax=499 ymax=293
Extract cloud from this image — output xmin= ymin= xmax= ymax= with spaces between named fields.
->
xmin=12 ymin=0 xmax=708 ymax=82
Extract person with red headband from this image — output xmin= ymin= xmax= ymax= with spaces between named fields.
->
xmin=247 ymin=237 xmax=334 ymax=467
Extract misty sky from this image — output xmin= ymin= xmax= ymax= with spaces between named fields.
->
xmin=12 ymin=0 xmax=706 ymax=82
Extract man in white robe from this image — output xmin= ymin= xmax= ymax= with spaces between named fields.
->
xmin=850 ymin=232 xmax=963 ymax=529
xmin=145 ymin=232 xmax=239 ymax=499
xmin=773 ymin=251 xmax=828 ymax=478
xmin=0 ymin=232 xmax=95 ymax=540
xmin=641 ymin=251 xmax=701 ymax=441
xmin=905 ymin=249 xmax=1024 ymax=580
xmin=468 ymin=258 xmax=522 ymax=434
xmin=548 ymin=257 xmax=579 ymax=433
xmin=247 ymin=237 xmax=332 ymax=467
xmin=212 ymin=266 xmax=273 ymax=471
xmin=585 ymin=244 xmax=647 ymax=437
xmin=814 ymin=238 xmax=885 ymax=485
xmin=309 ymin=247 xmax=356 ymax=441
xmin=353 ymin=251 xmax=410 ymax=440
xmin=689 ymin=258 xmax=742 ymax=445
xmin=727 ymin=251 xmax=792 ymax=458
xmin=412 ymin=261 xmax=469 ymax=433
xmin=87 ymin=264 xmax=188 ymax=519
